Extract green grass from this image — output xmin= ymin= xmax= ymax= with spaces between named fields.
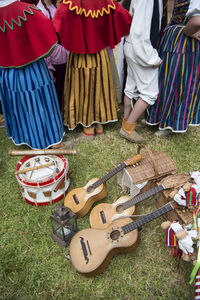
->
xmin=0 ymin=112 xmax=199 ymax=300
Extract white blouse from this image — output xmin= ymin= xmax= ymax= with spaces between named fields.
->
xmin=0 ymin=0 xmax=17 ymax=7
xmin=125 ymin=0 xmax=163 ymax=67
xmin=186 ymin=0 xmax=200 ymax=17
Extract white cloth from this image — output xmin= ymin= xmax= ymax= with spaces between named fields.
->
xmin=0 ymin=0 xmax=16 ymax=7
xmin=124 ymin=42 xmax=159 ymax=105
xmin=170 ymin=222 xmax=197 ymax=254
xmin=37 ymin=1 xmax=68 ymax=70
xmin=125 ymin=0 xmax=163 ymax=67
xmin=123 ymin=0 xmax=162 ymax=104
xmin=186 ymin=0 xmax=200 ymax=17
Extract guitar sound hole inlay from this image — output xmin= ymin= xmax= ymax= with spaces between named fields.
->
xmin=110 ymin=230 xmax=120 ymax=241
xmin=87 ymin=186 xmax=95 ymax=193
xmin=116 ymin=204 xmax=124 ymax=213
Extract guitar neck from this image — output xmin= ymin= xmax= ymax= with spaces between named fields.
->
xmin=123 ymin=184 xmax=164 ymax=210
xmin=122 ymin=202 xmax=174 ymax=235
xmin=91 ymin=162 xmax=127 ymax=189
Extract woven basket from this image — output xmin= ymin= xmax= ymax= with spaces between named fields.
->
xmin=125 ymin=145 xmax=177 ymax=184
xmin=117 ymin=145 xmax=177 ymax=197
xmin=156 ymin=173 xmax=193 ymax=225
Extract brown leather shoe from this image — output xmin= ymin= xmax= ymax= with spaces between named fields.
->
xmin=120 ymin=127 xmax=146 ymax=143
xmin=120 ymin=118 xmax=146 ymax=144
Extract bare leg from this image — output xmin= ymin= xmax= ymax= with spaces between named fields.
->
xmin=123 ymin=95 xmax=132 ymax=119
xmin=127 ymin=98 xmax=148 ymax=124
xmin=120 ymin=97 xmax=147 ymax=143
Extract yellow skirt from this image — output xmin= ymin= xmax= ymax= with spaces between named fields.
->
xmin=63 ymin=48 xmax=118 ymax=129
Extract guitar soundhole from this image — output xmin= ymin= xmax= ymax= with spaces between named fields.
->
xmin=87 ymin=186 xmax=95 ymax=193
xmin=110 ymin=230 xmax=120 ymax=241
xmin=116 ymin=204 xmax=124 ymax=213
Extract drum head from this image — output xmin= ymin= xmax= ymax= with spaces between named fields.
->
xmin=16 ymin=155 xmax=67 ymax=186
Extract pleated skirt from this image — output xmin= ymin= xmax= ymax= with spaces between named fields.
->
xmin=146 ymin=25 xmax=200 ymax=132
xmin=63 ymin=48 xmax=118 ymax=129
xmin=0 ymin=59 xmax=64 ymax=149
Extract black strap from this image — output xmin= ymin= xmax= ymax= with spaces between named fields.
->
xmin=150 ymin=0 xmax=160 ymax=49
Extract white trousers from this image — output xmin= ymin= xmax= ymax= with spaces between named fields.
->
xmin=124 ymin=42 xmax=159 ymax=105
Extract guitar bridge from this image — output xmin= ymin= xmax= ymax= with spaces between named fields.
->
xmin=79 ymin=237 xmax=91 ymax=264
xmin=73 ymin=194 xmax=79 ymax=205
xmin=100 ymin=210 xmax=106 ymax=224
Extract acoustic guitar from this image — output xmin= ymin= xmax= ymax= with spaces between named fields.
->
xmin=64 ymin=154 xmax=142 ymax=217
xmin=70 ymin=202 xmax=178 ymax=276
xmin=89 ymin=173 xmax=188 ymax=229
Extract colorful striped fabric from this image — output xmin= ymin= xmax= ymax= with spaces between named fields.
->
xmin=0 ymin=59 xmax=64 ymax=149
xmin=185 ymin=188 xmax=198 ymax=206
xmin=146 ymin=23 xmax=200 ymax=132
xmin=169 ymin=0 xmax=189 ymax=25
xmin=165 ymin=227 xmax=177 ymax=247
xmin=63 ymin=48 xmax=118 ymax=129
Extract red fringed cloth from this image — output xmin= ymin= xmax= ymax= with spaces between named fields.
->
xmin=0 ymin=2 xmax=58 ymax=68
xmin=53 ymin=0 xmax=132 ymax=54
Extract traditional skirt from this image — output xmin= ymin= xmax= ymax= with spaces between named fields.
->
xmin=146 ymin=25 xmax=200 ymax=132
xmin=0 ymin=59 xmax=64 ymax=149
xmin=63 ymin=48 xmax=118 ymax=129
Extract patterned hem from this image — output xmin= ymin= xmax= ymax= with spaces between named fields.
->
xmin=64 ymin=119 xmax=118 ymax=131
xmin=7 ymin=132 xmax=65 ymax=150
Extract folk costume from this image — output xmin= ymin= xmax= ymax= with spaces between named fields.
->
xmin=0 ymin=0 xmax=65 ymax=149
xmin=37 ymin=0 xmax=69 ymax=112
xmin=119 ymin=0 xmax=163 ymax=144
xmin=124 ymin=0 xmax=163 ymax=106
xmin=146 ymin=0 xmax=200 ymax=133
xmin=53 ymin=0 xmax=132 ymax=131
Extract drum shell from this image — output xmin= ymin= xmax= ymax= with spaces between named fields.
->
xmin=16 ymin=155 xmax=70 ymax=206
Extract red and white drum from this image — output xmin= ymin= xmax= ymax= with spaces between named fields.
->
xmin=16 ymin=155 xmax=70 ymax=206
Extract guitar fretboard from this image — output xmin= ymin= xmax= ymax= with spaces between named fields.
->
xmin=91 ymin=162 xmax=127 ymax=189
xmin=122 ymin=203 xmax=173 ymax=235
xmin=123 ymin=184 xmax=164 ymax=210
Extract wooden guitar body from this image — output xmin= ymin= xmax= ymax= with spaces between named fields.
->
xmin=89 ymin=195 xmax=135 ymax=229
xmin=64 ymin=178 xmax=107 ymax=217
xmin=69 ymin=218 xmax=139 ymax=276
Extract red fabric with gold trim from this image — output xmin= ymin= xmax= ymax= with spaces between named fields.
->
xmin=53 ymin=0 xmax=132 ymax=54
xmin=0 ymin=2 xmax=58 ymax=68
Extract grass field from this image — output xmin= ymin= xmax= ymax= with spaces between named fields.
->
xmin=0 ymin=109 xmax=200 ymax=300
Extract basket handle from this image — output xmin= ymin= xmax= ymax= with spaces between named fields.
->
xmin=137 ymin=145 xmax=159 ymax=177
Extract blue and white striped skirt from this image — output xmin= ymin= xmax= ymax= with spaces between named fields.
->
xmin=0 ymin=59 xmax=64 ymax=149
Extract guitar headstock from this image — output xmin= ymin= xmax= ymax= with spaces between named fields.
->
xmin=124 ymin=154 xmax=142 ymax=166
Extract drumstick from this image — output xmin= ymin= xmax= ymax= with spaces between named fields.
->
xmin=9 ymin=149 xmax=77 ymax=156
xmin=16 ymin=161 xmax=55 ymax=175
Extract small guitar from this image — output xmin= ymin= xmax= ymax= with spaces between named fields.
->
xmin=70 ymin=202 xmax=179 ymax=276
xmin=89 ymin=173 xmax=189 ymax=229
xmin=64 ymin=154 xmax=142 ymax=217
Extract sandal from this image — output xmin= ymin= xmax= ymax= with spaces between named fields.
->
xmin=95 ymin=124 xmax=104 ymax=136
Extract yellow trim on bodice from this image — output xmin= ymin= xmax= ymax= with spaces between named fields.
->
xmin=62 ymin=0 xmax=116 ymax=18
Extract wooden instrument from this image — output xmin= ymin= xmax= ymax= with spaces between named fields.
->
xmin=8 ymin=149 xmax=77 ymax=156
xmin=70 ymin=202 xmax=177 ymax=276
xmin=16 ymin=155 xmax=70 ymax=206
xmin=89 ymin=174 xmax=186 ymax=229
xmin=15 ymin=161 xmax=55 ymax=175
xmin=64 ymin=154 xmax=142 ymax=217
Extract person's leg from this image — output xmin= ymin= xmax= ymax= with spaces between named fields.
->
xmin=126 ymin=97 xmax=148 ymax=123
xmin=123 ymin=94 xmax=132 ymax=119
xmin=120 ymin=48 xmax=159 ymax=143
xmin=120 ymin=43 xmax=146 ymax=143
